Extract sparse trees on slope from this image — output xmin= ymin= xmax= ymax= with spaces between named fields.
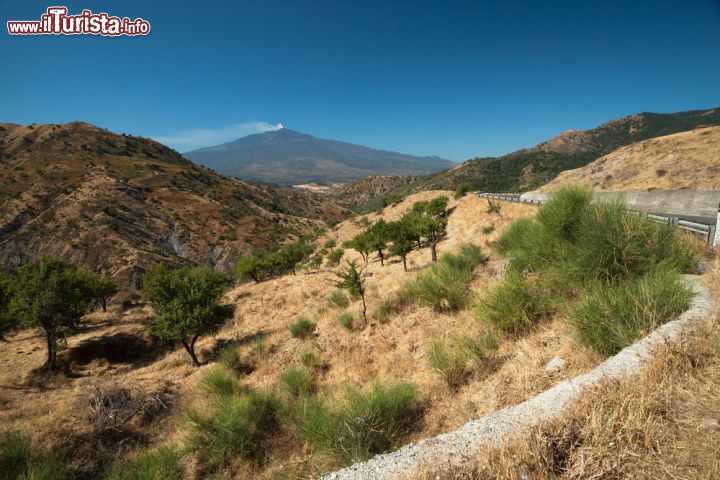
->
xmin=143 ymin=265 xmax=233 ymax=366
xmin=11 ymin=257 xmax=97 ymax=370
xmin=335 ymin=261 xmax=367 ymax=324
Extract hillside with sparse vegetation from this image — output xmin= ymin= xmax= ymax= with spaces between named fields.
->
xmin=0 ymin=122 xmax=349 ymax=298
xmin=0 ymin=182 xmax=711 ymax=479
xmin=341 ymin=107 xmax=720 ymax=210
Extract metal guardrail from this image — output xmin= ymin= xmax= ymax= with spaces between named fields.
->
xmin=476 ymin=192 xmax=718 ymax=245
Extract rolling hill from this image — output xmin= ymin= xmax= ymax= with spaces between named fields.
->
xmin=538 ymin=126 xmax=720 ymax=191
xmin=351 ymin=107 xmax=720 ymax=206
xmin=183 ymin=128 xmax=455 ymax=185
xmin=0 ymin=122 xmax=349 ymax=296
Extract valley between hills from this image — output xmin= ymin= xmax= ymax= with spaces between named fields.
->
xmin=0 ymin=107 xmax=719 ymax=479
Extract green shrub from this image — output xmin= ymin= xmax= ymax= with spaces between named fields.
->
xmin=328 ymin=290 xmax=349 ymax=309
xmin=199 ymin=366 xmax=242 ymax=398
xmin=0 ymin=432 xmax=69 ymax=480
xmin=496 ymin=189 xmax=699 ymax=283
xmin=566 ymin=201 xmax=700 ymax=284
xmin=536 ymin=185 xmax=593 ymax=241
xmin=478 ymin=271 xmax=549 ymax=336
xmin=217 ymin=345 xmax=242 ymax=372
xmin=251 ymin=334 xmax=267 ymax=354
xmin=338 ymin=312 xmax=354 ymax=330
xmin=569 ymin=271 xmax=693 ymax=355
xmin=427 ymin=340 xmax=469 ymax=389
xmin=292 ymin=382 xmax=419 ymax=463
xmin=481 ymin=224 xmax=494 ymax=235
xmin=480 ymin=331 xmax=499 ymax=351
xmin=408 ymin=244 xmax=485 ymax=312
xmin=428 ymin=336 xmax=489 ymax=389
xmin=20 ymin=456 xmax=69 ymax=480
xmin=323 ymin=239 xmax=337 ymax=249
xmin=495 ymin=217 xmax=552 ymax=273
xmin=106 ymin=446 xmax=184 ymax=480
xmin=325 ymin=249 xmax=344 ymax=266
xmin=372 ymin=301 xmax=392 ymax=323
xmin=486 ymin=199 xmax=502 ymax=215
xmin=454 ymin=183 xmax=472 ymax=199
xmin=299 ymin=350 xmax=320 ymax=369
xmin=185 ymin=390 xmax=281 ymax=467
xmin=0 ymin=432 xmax=32 ymax=479
xmin=289 ymin=317 xmax=316 ymax=338
xmin=280 ymin=367 xmax=311 ymax=396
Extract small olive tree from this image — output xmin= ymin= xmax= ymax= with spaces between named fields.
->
xmin=276 ymin=241 xmax=314 ymax=275
xmin=367 ymin=219 xmax=391 ymax=266
xmin=335 ymin=261 xmax=367 ymax=323
xmin=388 ymin=220 xmax=415 ymax=272
xmin=345 ymin=232 xmax=372 ymax=266
xmin=417 ymin=196 xmax=449 ymax=262
xmin=143 ymin=265 xmax=233 ymax=366
xmin=89 ymin=274 xmax=118 ymax=312
xmin=11 ymin=257 xmax=97 ymax=370
xmin=235 ymin=250 xmax=268 ymax=283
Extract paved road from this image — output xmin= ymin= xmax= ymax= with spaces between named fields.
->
xmin=477 ymin=192 xmax=716 ymax=226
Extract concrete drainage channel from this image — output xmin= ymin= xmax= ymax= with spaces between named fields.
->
xmin=322 ymin=276 xmax=716 ymax=480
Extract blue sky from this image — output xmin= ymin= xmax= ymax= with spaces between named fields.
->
xmin=1 ymin=0 xmax=719 ymax=160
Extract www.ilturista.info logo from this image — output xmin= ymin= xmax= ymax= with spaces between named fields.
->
xmin=7 ymin=6 xmax=151 ymax=36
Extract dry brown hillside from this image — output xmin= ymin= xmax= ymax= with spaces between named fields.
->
xmin=328 ymin=175 xmax=418 ymax=211
xmin=0 ymin=122 xmax=349 ymax=295
xmin=540 ymin=126 xmax=720 ymax=191
xmin=0 ymin=192 xmax=604 ymax=479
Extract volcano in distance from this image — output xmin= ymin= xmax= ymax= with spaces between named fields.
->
xmin=183 ymin=128 xmax=456 ymax=185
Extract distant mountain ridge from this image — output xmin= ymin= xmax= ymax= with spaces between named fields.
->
xmin=398 ymin=106 xmax=720 ymax=193
xmin=183 ymin=128 xmax=455 ymax=185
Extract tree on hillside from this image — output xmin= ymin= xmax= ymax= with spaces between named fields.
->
xmin=10 ymin=258 xmax=97 ymax=370
xmin=388 ymin=221 xmax=415 ymax=272
xmin=418 ymin=196 xmax=449 ymax=262
xmin=88 ymin=274 xmax=118 ymax=312
xmin=0 ymin=272 xmax=16 ymax=340
xmin=143 ymin=265 xmax=232 ymax=366
xmin=367 ymin=219 xmax=391 ymax=266
xmin=345 ymin=232 xmax=372 ymax=266
xmin=402 ymin=211 xmax=425 ymax=249
xmin=335 ymin=261 xmax=367 ymax=324
xmin=276 ymin=241 xmax=314 ymax=275
xmin=425 ymin=196 xmax=449 ymax=217
xmin=235 ymin=250 xmax=269 ymax=283
xmin=421 ymin=216 xmax=448 ymax=262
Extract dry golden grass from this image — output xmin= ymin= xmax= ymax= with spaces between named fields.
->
xmin=414 ymin=261 xmax=720 ymax=480
xmin=4 ymin=192 xmax=706 ymax=479
xmin=542 ymin=126 xmax=720 ymax=191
